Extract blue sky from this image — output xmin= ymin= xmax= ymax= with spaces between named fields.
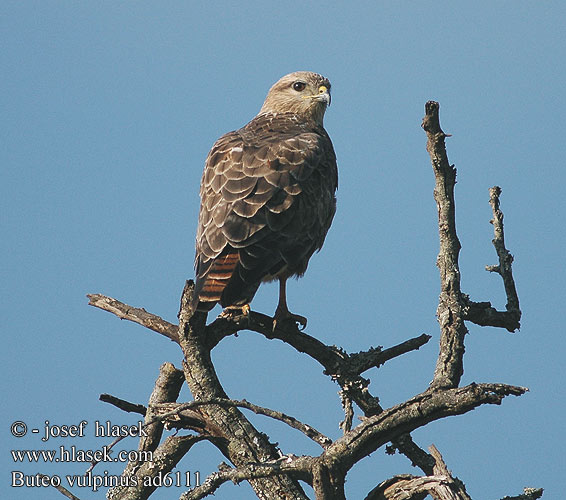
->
xmin=2 ymin=2 xmax=565 ymax=499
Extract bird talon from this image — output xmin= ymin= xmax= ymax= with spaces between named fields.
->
xmin=220 ymin=304 xmax=250 ymax=320
xmin=272 ymin=311 xmax=307 ymax=331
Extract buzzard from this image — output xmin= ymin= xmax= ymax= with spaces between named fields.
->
xmin=193 ymin=71 xmax=338 ymax=327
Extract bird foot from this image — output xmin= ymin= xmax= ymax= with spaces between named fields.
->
xmin=220 ymin=304 xmax=250 ymax=320
xmin=272 ymin=308 xmax=307 ymax=331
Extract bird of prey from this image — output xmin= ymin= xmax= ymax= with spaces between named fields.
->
xmin=193 ymin=71 xmax=338 ymax=328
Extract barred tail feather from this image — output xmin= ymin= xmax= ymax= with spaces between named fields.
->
xmin=194 ymin=251 xmax=239 ymax=311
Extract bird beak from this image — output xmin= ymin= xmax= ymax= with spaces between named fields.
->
xmin=304 ymin=85 xmax=331 ymax=106
xmin=314 ymin=85 xmax=331 ymax=106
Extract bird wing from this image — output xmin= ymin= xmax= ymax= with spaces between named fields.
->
xmin=194 ymin=113 xmax=337 ymax=308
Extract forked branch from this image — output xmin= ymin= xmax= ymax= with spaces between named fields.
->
xmin=463 ymin=187 xmax=521 ymax=332
xmin=422 ymin=101 xmax=522 ymax=391
xmin=88 ymin=291 xmax=436 ymax=475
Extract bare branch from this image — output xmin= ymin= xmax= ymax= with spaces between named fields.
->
xmin=422 ymin=100 xmax=468 ymax=390
xmin=87 ymin=293 xmax=179 ymax=343
xmin=323 ymin=383 xmax=526 ymax=473
xmin=348 ymin=334 xmax=432 ymax=375
xmin=179 ymin=457 xmax=312 ymax=500
xmin=230 ymin=310 xmax=349 ymax=371
xmin=99 ymin=393 xmax=147 ymax=415
xmin=462 ymin=298 xmax=519 ymax=331
xmin=152 ymin=398 xmax=332 ymax=449
xmin=501 ymin=487 xmax=544 ymax=500
xmin=463 ymin=187 xmax=521 ymax=332
xmin=338 ymin=389 xmax=354 ymax=434
xmin=487 ymin=186 xmax=520 ymax=314
xmin=464 ymin=186 xmax=521 ymax=332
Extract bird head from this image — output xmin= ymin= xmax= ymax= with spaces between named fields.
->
xmin=259 ymin=71 xmax=331 ymax=125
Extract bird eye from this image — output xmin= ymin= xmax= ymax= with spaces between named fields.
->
xmin=292 ymin=81 xmax=306 ymax=92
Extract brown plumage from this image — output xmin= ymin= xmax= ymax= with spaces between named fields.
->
xmin=193 ymin=71 xmax=338 ymax=326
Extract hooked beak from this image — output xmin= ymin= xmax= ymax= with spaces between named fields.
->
xmin=304 ymin=85 xmax=331 ymax=106
xmin=314 ymin=85 xmax=331 ymax=106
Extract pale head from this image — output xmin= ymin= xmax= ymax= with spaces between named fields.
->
xmin=259 ymin=71 xmax=331 ymax=125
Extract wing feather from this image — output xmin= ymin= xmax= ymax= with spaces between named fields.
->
xmin=194 ymin=113 xmax=337 ymax=308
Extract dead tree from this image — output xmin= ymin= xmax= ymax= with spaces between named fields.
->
xmin=59 ymin=102 xmax=540 ymax=500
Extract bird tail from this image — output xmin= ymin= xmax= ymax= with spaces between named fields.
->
xmin=193 ymin=251 xmax=240 ymax=311
xmin=193 ymin=248 xmax=265 ymax=312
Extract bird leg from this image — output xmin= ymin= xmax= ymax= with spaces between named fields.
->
xmin=273 ymin=277 xmax=307 ymax=330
